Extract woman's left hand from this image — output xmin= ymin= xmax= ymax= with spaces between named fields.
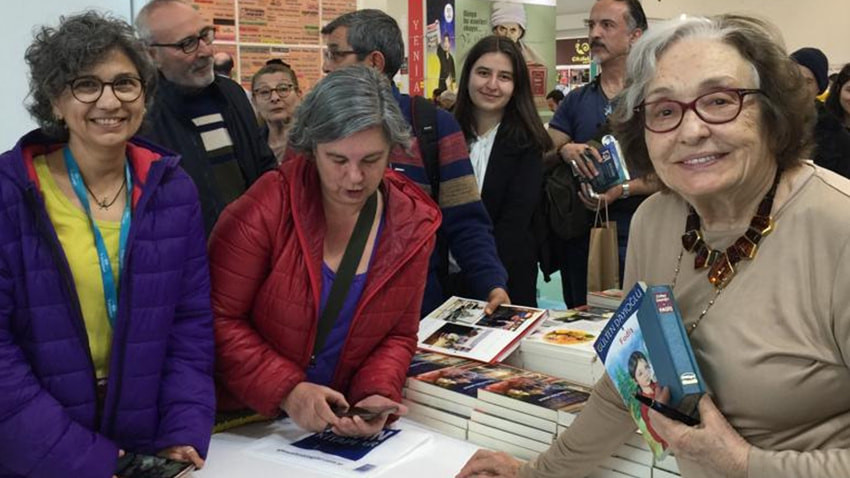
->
xmin=332 ymin=395 xmax=408 ymax=437
xmin=158 ymin=445 xmax=205 ymax=469
xmin=649 ymin=390 xmax=751 ymax=478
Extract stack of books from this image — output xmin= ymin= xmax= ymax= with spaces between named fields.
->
xmin=467 ymin=372 xmax=589 ymax=460
xmin=507 ymin=308 xmax=613 ymax=388
xmin=403 ymin=351 xmax=681 ymax=478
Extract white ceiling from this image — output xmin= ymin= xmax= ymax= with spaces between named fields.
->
xmin=556 ymin=0 xmax=595 ymax=16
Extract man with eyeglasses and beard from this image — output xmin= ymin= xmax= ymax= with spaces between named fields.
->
xmin=135 ymin=0 xmax=275 ymax=236
xmin=546 ymin=0 xmax=658 ymax=309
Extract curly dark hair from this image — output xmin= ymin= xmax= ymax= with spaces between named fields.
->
xmin=25 ymin=11 xmax=157 ymax=139
xmin=611 ymin=15 xmax=812 ymax=189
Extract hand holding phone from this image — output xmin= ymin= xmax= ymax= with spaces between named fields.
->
xmin=115 ymin=452 xmax=194 ymax=478
xmin=634 ymin=393 xmax=700 ymax=427
xmin=334 ymin=405 xmax=399 ymax=422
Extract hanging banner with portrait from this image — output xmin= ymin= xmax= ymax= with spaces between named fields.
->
xmin=425 ymin=0 xmax=457 ymax=99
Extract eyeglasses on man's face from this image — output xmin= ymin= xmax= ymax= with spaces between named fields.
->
xmin=323 ymin=48 xmax=359 ymax=63
xmin=150 ymin=26 xmax=216 ymax=54
xmin=635 ymin=88 xmax=765 ymax=133
xmin=253 ymin=84 xmax=295 ymax=101
xmin=67 ymin=76 xmax=145 ymax=104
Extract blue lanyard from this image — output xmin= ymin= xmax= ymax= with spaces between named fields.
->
xmin=63 ymin=146 xmax=133 ymax=328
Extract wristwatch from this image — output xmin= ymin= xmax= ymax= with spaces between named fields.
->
xmin=620 ymin=181 xmax=631 ymax=199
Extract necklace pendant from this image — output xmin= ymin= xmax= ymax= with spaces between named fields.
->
xmin=708 ymin=253 xmax=735 ymax=289
xmin=98 ymin=198 xmax=109 ymax=210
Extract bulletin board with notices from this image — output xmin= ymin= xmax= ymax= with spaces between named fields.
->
xmin=189 ymin=0 xmax=356 ymax=92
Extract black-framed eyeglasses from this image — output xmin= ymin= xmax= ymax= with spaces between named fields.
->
xmin=323 ymin=48 xmax=359 ymax=63
xmin=253 ymin=84 xmax=295 ymax=101
xmin=635 ymin=88 xmax=765 ymax=133
xmin=67 ymin=76 xmax=145 ymax=104
xmin=150 ymin=26 xmax=215 ymax=54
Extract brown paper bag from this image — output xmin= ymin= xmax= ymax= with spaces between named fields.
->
xmin=587 ymin=199 xmax=620 ymax=292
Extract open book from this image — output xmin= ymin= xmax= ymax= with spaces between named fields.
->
xmin=418 ymin=296 xmax=547 ymax=363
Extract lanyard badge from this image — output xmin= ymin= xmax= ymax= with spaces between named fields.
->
xmin=63 ymin=146 xmax=133 ymax=328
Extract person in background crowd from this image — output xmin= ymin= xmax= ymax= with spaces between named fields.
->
xmin=459 ymin=14 xmax=850 ymax=478
xmin=0 ymin=12 xmax=214 ymax=476
xmin=251 ymin=59 xmax=302 ymax=164
xmin=545 ymin=88 xmax=564 ymax=113
xmin=825 ymin=63 xmax=850 ymax=131
xmin=548 ymin=0 xmax=658 ymax=307
xmin=452 ymin=36 xmax=552 ymax=307
xmin=213 ymin=51 xmax=234 ymax=78
xmin=210 ymin=65 xmax=440 ymax=437
xmin=790 ymin=47 xmax=850 ymax=179
xmin=321 ymin=9 xmax=510 ymax=316
xmin=433 ymin=86 xmax=446 ymax=105
xmin=135 ymin=0 xmax=275 ymax=236
xmin=438 ymin=89 xmax=457 ymax=112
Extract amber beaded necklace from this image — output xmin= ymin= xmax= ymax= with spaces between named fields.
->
xmin=671 ymin=169 xmax=782 ymax=334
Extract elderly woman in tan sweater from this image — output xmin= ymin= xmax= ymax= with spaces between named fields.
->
xmin=458 ymin=14 xmax=850 ymax=478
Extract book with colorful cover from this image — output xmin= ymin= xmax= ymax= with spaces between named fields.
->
xmin=417 ymin=296 xmax=547 ymax=362
xmin=593 ymin=282 xmax=705 ymax=459
xmin=406 ymin=362 xmax=524 ymax=407
xmin=593 ymin=282 xmax=666 ymax=458
xmin=477 ymin=372 xmax=590 ymax=422
xmin=587 ymin=135 xmax=630 ymax=194
xmin=406 ymin=351 xmax=472 ymax=377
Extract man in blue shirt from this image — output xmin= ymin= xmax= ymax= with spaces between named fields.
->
xmin=548 ymin=0 xmax=657 ymax=307
xmin=321 ymin=9 xmax=509 ymax=316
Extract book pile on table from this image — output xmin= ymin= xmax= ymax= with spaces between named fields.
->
xmin=403 ymin=350 xmax=682 ymax=478
xmin=505 ymin=307 xmax=613 ymax=388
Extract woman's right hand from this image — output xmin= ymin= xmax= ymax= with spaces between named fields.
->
xmin=456 ymin=449 xmax=522 ymax=478
xmin=280 ymin=382 xmax=349 ymax=432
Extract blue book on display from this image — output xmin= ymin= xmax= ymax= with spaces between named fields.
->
xmin=637 ymin=285 xmax=706 ymax=417
xmin=588 ymin=134 xmax=630 ymax=194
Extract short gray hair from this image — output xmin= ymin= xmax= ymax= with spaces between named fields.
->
xmin=288 ymin=65 xmax=411 ymax=153
xmin=612 ymin=14 xmax=811 ymax=179
xmin=135 ymin=0 xmax=190 ymax=43
xmin=321 ymin=9 xmax=404 ymax=79
xmin=25 ymin=11 xmax=157 ymax=139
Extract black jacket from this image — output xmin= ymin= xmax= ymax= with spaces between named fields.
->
xmin=479 ymin=128 xmax=544 ymax=307
xmin=141 ymin=73 xmax=275 ymax=235
xmin=813 ymin=102 xmax=850 ymax=179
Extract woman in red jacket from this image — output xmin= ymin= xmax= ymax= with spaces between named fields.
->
xmin=209 ymin=65 xmax=441 ymax=437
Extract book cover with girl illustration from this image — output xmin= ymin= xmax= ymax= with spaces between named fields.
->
xmin=593 ymin=283 xmax=668 ymax=458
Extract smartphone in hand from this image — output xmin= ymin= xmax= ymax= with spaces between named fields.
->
xmin=334 ymin=405 xmax=399 ymax=421
xmin=634 ymin=393 xmax=700 ymax=427
xmin=115 ymin=452 xmax=194 ymax=478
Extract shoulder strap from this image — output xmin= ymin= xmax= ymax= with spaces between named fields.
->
xmin=410 ymin=95 xmax=440 ymax=201
xmin=311 ymin=192 xmax=378 ymax=362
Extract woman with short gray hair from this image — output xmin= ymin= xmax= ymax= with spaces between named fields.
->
xmin=209 ymin=65 xmax=440 ymax=437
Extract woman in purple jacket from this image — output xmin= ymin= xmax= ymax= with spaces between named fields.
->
xmin=0 ymin=12 xmax=214 ymax=477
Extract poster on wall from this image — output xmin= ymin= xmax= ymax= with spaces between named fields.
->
xmin=189 ymin=0 xmax=355 ymax=91
xmin=239 ymin=0 xmax=320 ymax=44
xmin=453 ymin=0 xmax=556 ymax=109
xmin=426 ymin=0 xmax=457 ymax=99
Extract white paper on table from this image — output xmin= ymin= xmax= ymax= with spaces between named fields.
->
xmin=247 ymin=421 xmax=432 ymax=477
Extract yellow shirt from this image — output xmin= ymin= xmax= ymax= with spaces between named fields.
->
xmin=34 ymin=155 xmax=120 ymax=379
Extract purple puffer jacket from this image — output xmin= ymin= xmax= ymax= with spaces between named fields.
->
xmin=0 ymin=130 xmax=215 ymax=477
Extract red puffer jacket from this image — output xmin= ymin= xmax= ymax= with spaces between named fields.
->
xmin=209 ymin=153 xmax=441 ymax=417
